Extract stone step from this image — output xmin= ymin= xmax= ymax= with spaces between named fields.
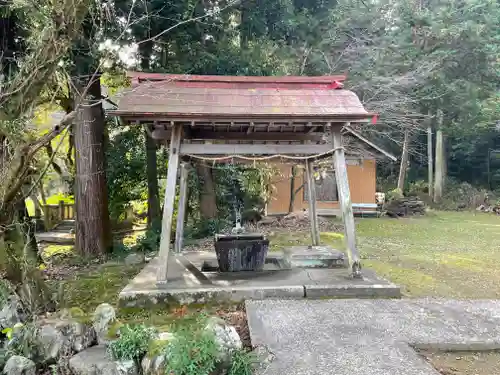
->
xmin=69 ymin=346 xmax=138 ymax=375
xmin=36 ymin=231 xmax=75 ymax=244
xmin=51 ymin=220 xmax=75 ymax=233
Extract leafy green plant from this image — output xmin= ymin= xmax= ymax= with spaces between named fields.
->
xmin=0 ymin=348 xmax=9 ymax=370
xmin=108 ymin=324 xmax=157 ymax=364
xmin=5 ymin=323 xmax=39 ymax=360
xmin=387 ymin=188 xmax=404 ymax=201
xmin=228 ymin=349 xmax=255 ymax=375
xmin=0 ymin=279 xmax=11 ymax=306
xmin=134 ymin=229 xmax=161 ymax=253
xmin=407 ymin=180 xmax=429 ymax=196
xmin=165 ymin=324 xmax=220 ymax=375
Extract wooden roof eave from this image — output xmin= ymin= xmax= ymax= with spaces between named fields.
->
xmin=106 ymin=111 xmax=375 ymax=124
xmin=344 ymin=127 xmax=397 ymax=161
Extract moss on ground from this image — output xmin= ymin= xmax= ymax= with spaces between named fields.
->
xmin=57 ymin=261 xmax=233 ymax=331
xmin=58 ymin=263 xmax=144 ymax=312
xmin=42 ymin=245 xmax=76 ymax=264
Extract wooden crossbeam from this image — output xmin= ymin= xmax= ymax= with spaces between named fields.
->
xmin=179 ymin=143 xmax=332 ymax=155
xmin=152 ymin=129 xmax=324 ymax=142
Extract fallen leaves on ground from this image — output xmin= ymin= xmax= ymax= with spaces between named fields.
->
xmin=215 ymin=304 xmax=251 ymax=349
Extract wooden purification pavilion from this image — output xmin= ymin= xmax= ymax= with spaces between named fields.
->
xmin=109 ymin=72 xmax=378 ymax=282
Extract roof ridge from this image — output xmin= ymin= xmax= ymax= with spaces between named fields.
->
xmin=127 ymin=71 xmax=347 ymax=87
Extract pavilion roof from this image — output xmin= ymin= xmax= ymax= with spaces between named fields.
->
xmin=108 ymin=73 xmax=376 ymax=123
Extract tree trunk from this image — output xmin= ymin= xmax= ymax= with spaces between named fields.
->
xmin=288 ymin=165 xmax=296 ymax=213
xmin=139 ymin=41 xmax=153 ymax=71
xmin=397 ymin=129 xmax=410 ymax=192
xmin=30 ymin=193 xmax=42 ymax=218
xmin=442 ymin=135 xmax=447 ymax=191
xmin=73 ymin=76 xmax=111 ymax=256
xmin=195 ymin=163 xmax=217 ymax=219
xmin=39 ymin=183 xmax=47 ymax=206
xmin=15 ymin=198 xmax=39 ymax=261
xmin=427 ymin=123 xmax=433 ymax=198
xmin=434 ymin=109 xmax=444 ymax=202
xmin=145 ymin=125 xmax=161 ymax=230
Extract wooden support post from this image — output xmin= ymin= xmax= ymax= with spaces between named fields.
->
xmin=427 ymin=123 xmax=433 ymax=198
xmin=174 ymin=163 xmax=189 ymax=253
xmin=157 ymin=124 xmax=182 ymax=283
xmin=58 ymin=200 xmax=65 ymax=221
xmin=305 ymin=160 xmax=320 ymax=246
xmin=332 ymin=127 xmax=362 ymax=278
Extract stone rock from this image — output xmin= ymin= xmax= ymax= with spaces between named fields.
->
xmin=39 ymin=315 xmax=96 ymax=354
xmin=205 ymin=317 xmax=242 ymax=363
xmin=114 ymin=360 xmax=137 ymax=375
xmin=37 ymin=324 xmax=65 ymax=362
xmin=93 ymin=304 xmax=116 ymax=346
xmin=68 ymin=320 xmax=96 ymax=352
xmin=251 ymin=345 xmax=275 ymax=373
xmin=0 ymin=296 xmax=22 ymax=330
xmin=124 ymin=253 xmax=144 ymax=266
xmin=140 ymin=332 xmax=174 ymax=375
xmin=69 ymin=346 xmax=138 ymax=375
xmin=141 ymin=355 xmax=165 ymax=375
xmin=3 ymin=356 xmax=36 ymax=375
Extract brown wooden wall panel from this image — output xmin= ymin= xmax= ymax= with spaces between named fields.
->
xmin=267 ymin=163 xmax=294 ymax=215
xmin=266 ymin=159 xmax=376 ymax=215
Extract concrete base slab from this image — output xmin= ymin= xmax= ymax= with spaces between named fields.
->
xmin=246 ymin=299 xmax=500 ymax=375
xmin=36 ymin=231 xmax=75 ymax=244
xmin=281 ymin=245 xmax=346 ymax=268
xmin=118 ymin=254 xmax=400 ymax=307
xmin=186 ymin=246 xmax=346 ymax=271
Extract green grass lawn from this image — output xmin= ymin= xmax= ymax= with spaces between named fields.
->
xmin=271 ymin=211 xmax=500 ymax=298
xmin=357 ymin=211 xmax=500 ymax=298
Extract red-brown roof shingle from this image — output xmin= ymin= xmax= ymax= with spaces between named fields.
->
xmin=110 ymin=78 xmax=372 ymax=121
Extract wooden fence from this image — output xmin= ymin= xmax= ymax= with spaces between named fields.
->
xmin=42 ymin=201 xmax=75 ymax=229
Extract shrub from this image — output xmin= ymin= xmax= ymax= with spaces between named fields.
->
xmin=228 ymin=349 xmax=255 ymax=375
xmin=112 ymin=228 xmax=161 ymax=256
xmin=437 ymin=178 xmax=492 ymax=210
xmin=165 ymin=324 xmax=220 ymax=375
xmin=134 ymin=229 xmax=161 ymax=253
xmin=185 ymin=217 xmax=231 ymax=239
xmin=108 ymin=324 xmax=157 ymax=364
xmin=386 ymin=188 xmax=404 ymax=201
xmin=407 ymin=180 xmax=429 ymax=196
